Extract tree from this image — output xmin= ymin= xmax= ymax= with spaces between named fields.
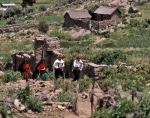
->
xmin=21 ymin=0 xmax=36 ymax=15
xmin=38 ymin=21 xmax=49 ymax=34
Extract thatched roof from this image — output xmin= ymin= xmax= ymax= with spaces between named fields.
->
xmin=94 ymin=6 xmax=121 ymax=15
xmin=64 ymin=10 xmax=91 ymax=19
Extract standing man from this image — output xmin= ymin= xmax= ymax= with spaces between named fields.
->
xmin=53 ymin=54 xmax=65 ymax=79
xmin=72 ymin=54 xmax=83 ymax=81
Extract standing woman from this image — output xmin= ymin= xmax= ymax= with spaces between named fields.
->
xmin=33 ymin=59 xmax=49 ymax=80
xmin=18 ymin=59 xmax=32 ymax=81
xmin=72 ymin=54 xmax=83 ymax=81
xmin=53 ymin=54 xmax=65 ymax=79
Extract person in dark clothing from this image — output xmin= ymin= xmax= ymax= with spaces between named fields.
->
xmin=72 ymin=54 xmax=83 ymax=81
xmin=33 ymin=59 xmax=49 ymax=80
xmin=53 ymin=54 xmax=65 ymax=79
xmin=18 ymin=59 xmax=32 ymax=81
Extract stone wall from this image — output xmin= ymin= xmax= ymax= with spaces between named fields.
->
xmin=12 ymin=35 xmax=137 ymax=79
xmin=12 ymin=35 xmax=109 ymax=79
xmin=71 ymin=19 xmax=116 ymax=34
xmin=0 ymin=21 xmax=63 ymax=33
xmin=11 ymin=51 xmax=35 ymax=72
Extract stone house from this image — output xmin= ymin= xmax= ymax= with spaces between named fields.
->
xmin=64 ymin=9 xmax=92 ymax=27
xmin=94 ymin=6 xmax=121 ymax=21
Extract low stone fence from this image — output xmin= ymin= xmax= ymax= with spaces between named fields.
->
xmin=0 ymin=21 xmax=63 ymax=33
xmin=72 ymin=19 xmax=116 ymax=34
xmin=128 ymin=12 xmax=142 ymax=17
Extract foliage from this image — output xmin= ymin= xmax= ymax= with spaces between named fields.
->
xmin=130 ymin=19 xmax=140 ymax=27
xmin=128 ymin=7 xmax=139 ymax=13
xmin=97 ymin=65 xmax=148 ymax=91
xmin=48 ymin=71 xmax=55 ymax=80
xmin=6 ymin=17 xmax=16 ymax=25
xmin=0 ymin=104 xmax=8 ymax=118
xmin=141 ymin=20 xmax=149 ymax=28
xmin=93 ymin=50 xmax=127 ymax=65
xmin=116 ymin=28 xmax=150 ymax=48
xmin=26 ymin=96 xmax=43 ymax=112
xmin=27 ymin=7 xmax=35 ymax=13
xmin=38 ymin=20 xmax=49 ymax=33
xmin=77 ymin=75 xmax=91 ymax=92
xmin=51 ymin=91 xmax=72 ymax=102
xmin=17 ymin=86 xmax=43 ymax=112
xmin=4 ymin=8 xmax=15 ymax=19
xmin=54 ymin=78 xmax=76 ymax=92
xmin=110 ymin=98 xmax=136 ymax=118
xmin=39 ymin=5 xmax=46 ymax=11
xmin=13 ymin=7 xmax=22 ymax=16
xmin=92 ymin=93 xmax=150 ymax=118
xmin=22 ymin=0 xmax=36 ymax=7
xmin=3 ymin=70 xmax=21 ymax=83
xmin=16 ymin=85 xmax=32 ymax=103
xmin=139 ymin=92 xmax=150 ymax=117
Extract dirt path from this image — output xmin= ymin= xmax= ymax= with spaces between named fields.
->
xmin=93 ymin=37 xmax=106 ymax=44
xmin=62 ymin=96 xmax=91 ymax=118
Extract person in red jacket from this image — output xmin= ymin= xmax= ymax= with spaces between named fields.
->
xmin=33 ymin=59 xmax=49 ymax=80
xmin=18 ymin=59 xmax=32 ymax=81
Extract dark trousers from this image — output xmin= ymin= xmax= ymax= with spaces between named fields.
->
xmin=55 ymin=69 xmax=64 ymax=79
xmin=73 ymin=69 xmax=81 ymax=81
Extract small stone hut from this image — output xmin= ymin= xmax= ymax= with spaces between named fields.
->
xmin=94 ymin=6 xmax=121 ymax=21
xmin=64 ymin=9 xmax=92 ymax=27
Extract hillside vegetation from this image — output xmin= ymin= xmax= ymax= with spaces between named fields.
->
xmin=0 ymin=0 xmax=149 ymax=118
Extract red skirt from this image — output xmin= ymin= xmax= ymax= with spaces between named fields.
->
xmin=22 ymin=71 xmax=32 ymax=80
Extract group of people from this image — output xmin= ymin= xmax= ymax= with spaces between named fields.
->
xmin=18 ymin=54 xmax=83 ymax=81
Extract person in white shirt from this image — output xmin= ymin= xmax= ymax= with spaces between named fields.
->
xmin=72 ymin=54 xmax=83 ymax=81
xmin=53 ymin=54 xmax=65 ymax=79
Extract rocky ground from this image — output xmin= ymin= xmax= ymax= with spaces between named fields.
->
xmin=0 ymin=78 xmax=126 ymax=118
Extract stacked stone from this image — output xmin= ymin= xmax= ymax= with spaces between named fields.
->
xmin=11 ymin=51 xmax=35 ymax=71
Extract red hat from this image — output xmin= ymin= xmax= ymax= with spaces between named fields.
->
xmin=76 ymin=54 xmax=81 ymax=59
xmin=58 ymin=54 xmax=63 ymax=58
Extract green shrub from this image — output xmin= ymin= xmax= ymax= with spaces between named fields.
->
xmin=13 ymin=7 xmax=22 ymax=16
xmin=27 ymin=8 xmax=34 ymax=13
xmin=51 ymin=91 xmax=72 ymax=102
xmin=26 ymin=96 xmax=43 ymax=112
xmin=6 ymin=17 xmax=16 ymax=25
xmin=3 ymin=70 xmax=21 ymax=83
xmin=130 ymin=19 xmax=140 ymax=27
xmin=0 ymin=104 xmax=8 ymax=118
xmin=141 ymin=21 xmax=149 ymax=28
xmin=4 ymin=8 xmax=14 ymax=19
xmin=16 ymin=85 xmax=32 ymax=103
xmin=110 ymin=98 xmax=136 ymax=118
xmin=93 ymin=50 xmax=127 ymax=65
xmin=38 ymin=20 xmax=49 ymax=33
xmin=128 ymin=7 xmax=139 ymax=13
xmin=139 ymin=93 xmax=150 ymax=117
xmin=39 ymin=5 xmax=46 ymax=11
xmin=77 ymin=76 xmax=91 ymax=92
